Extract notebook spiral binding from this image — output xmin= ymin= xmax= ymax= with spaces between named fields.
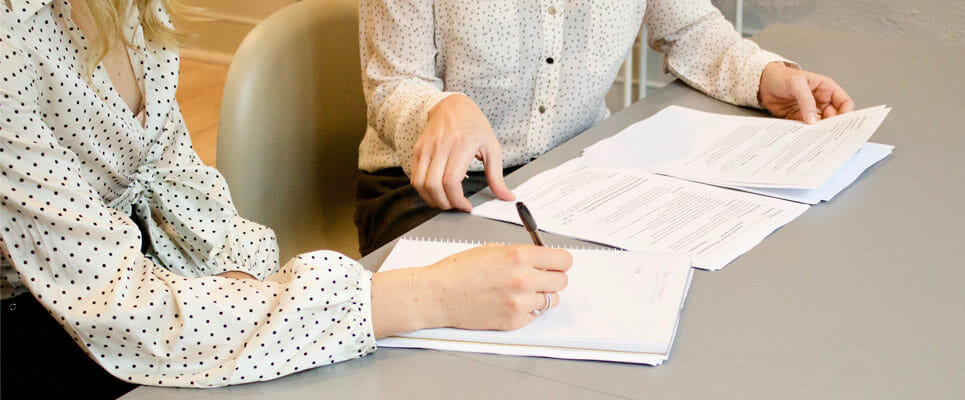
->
xmin=400 ymin=236 xmax=625 ymax=252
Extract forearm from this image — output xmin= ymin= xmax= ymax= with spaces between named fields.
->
xmin=646 ymin=1 xmax=791 ymax=108
xmin=360 ymin=0 xmax=464 ymax=174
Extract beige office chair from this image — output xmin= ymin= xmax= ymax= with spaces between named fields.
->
xmin=218 ymin=0 xmax=365 ymax=261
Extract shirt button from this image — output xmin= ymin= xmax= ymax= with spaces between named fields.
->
xmin=546 ymin=57 xmax=554 ymax=64
xmin=548 ymin=6 xmax=557 ymax=15
xmin=538 ymin=105 xmax=547 ymax=114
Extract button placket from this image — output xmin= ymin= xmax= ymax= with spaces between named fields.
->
xmin=527 ymin=1 xmax=565 ymax=158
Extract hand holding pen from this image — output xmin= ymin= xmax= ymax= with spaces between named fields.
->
xmin=516 ymin=201 xmax=559 ymax=316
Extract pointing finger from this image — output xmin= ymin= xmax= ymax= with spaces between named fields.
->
xmin=482 ymin=139 xmax=515 ymax=201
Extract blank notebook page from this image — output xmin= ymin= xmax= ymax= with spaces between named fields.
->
xmin=378 ymin=238 xmax=693 ymax=354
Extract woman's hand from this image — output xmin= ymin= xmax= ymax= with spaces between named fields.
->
xmin=370 ymin=244 xmax=572 ymax=338
xmin=759 ymin=63 xmax=855 ymax=124
xmin=410 ymin=94 xmax=515 ymax=212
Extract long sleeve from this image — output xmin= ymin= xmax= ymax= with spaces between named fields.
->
xmin=1 ymin=30 xmax=376 ymax=388
xmin=645 ymin=0 xmax=794 ymax=108
xmin=359 ymin=0 xmax=460 ymax=175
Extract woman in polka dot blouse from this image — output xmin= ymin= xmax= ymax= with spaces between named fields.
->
xmin=0 ymin=0 xmax=572 ymax=397
xmin=354 ymin=0 xmax=856 ymax=255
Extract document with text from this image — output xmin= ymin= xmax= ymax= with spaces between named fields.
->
xmin=472 ymin=158 xmax=809 ymax=270
xmin=730 ymin=142 xmax=893 ymax=204
xmin=583 ymin=105 xmax=891 ymax=190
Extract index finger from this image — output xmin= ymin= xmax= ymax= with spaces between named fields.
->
xmin=510 ymin=244 xmax=573 ymax=272
xmin=481 ymin=139 xmax=515 ymax=201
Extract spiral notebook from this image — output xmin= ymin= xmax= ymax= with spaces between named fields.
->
xmin=375 ymin=238 xmax=694 ymax=365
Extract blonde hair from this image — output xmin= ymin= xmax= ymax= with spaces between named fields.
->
xmin=84 ymin=0 xmax=185 ymax=73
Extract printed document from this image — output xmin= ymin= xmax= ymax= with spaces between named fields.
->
xmin=583 ymin=105 xmax=891 ymax=190
xmin=472 ymin=158 xmax=809 ymax=270
xmin=731 ymin=142 xmax=893 ymax=204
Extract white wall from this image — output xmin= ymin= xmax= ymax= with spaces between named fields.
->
xmin=714 ymin=0 xmax=965 ymax=45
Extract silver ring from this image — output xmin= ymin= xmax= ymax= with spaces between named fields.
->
xmin=531 ymin=292 xmax=552 ymax=316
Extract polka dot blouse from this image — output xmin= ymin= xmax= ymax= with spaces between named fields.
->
xmin=358 ymin=0 xmax=792 ymax=175
xmin=1 ymin=0 xmax=376 ymax=387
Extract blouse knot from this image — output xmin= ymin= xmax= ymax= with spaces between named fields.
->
xmin=108 ymin=164 xmax=158 ymax=211
xmin=107 ymin=164 xmax=237 ymax=265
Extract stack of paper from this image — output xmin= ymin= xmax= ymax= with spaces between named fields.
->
xmin=376 ymin=238 xmax=694 ymax=365
xmin=583 ymin=105 xmax=893 ymax=204
xmin=473 ymin=106 xmax=892 ymax=270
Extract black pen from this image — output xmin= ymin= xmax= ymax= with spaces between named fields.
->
xmin=515 ymin=202 xmax=545 ymax=246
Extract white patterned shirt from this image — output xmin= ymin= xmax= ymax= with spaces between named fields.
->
xmin=1 ymin=0 xmax=375 ymax=387
xmin=358 ymin=0 xmax=790 ymax=174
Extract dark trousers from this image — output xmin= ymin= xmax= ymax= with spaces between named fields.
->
xmin=354 ymin=166 xmax=519 ymax=256
xmin=1 ymin=293 xmax=137 ymax=399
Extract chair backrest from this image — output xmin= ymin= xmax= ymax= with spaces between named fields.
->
xmin=218 ymin=0 xmax=365 ymax=261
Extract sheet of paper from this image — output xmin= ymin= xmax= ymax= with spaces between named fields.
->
xmin=728 ymin=142 xmax=894 ymax=204
xmin=583 ymin=105 xmax=891 ymax=189
xmin=472 ymin=157 xmax=810 ymax=270
xmin=376 ymin=336 xmax=669 ymax=365
xmin=375 ymin=238 xmax=693 ymax=364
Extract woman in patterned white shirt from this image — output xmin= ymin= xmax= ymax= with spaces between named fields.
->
xmin=355 ymin=0 xmax=856 ymax=255
xmin=0 ymin=0 xmax=572 ymax=397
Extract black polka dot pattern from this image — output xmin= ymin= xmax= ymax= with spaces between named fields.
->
xmin=358 ymin=0 xmax=790 ymax=175
xmin=1 ymin=0 xmax=376 ymax=387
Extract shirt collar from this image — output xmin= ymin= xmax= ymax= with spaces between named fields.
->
xmin=6 ymin=0 xmax=53 ymax=19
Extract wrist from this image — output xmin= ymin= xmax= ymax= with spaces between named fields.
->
xmin=371 ymin=267 xmax=447 ymax=338
xmin=758 ymin=62 xmax=782 ymax=105
xmin=411 ymin=265 xmax=450 ymax=329
xmin=427 ymin=93 xmax=470 ymax=120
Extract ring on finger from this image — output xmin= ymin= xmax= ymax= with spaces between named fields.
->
xmin=530 ymin=292 xmax=552 ymax=316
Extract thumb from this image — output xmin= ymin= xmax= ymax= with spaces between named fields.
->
xmin=789 ymin=74 xmax=819 ymax=124
xmin=481 ymin=142 xmax=515 ymax=201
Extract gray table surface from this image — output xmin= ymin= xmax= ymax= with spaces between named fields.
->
xmin=124 ymin=24 xmax=965 ymax=400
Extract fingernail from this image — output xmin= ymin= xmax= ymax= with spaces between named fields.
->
xmin=806 ymin=113 xmax=818 ymax=124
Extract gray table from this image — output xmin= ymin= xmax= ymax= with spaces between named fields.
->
xmin=124 ymin=24 xmax=965 ymax=400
